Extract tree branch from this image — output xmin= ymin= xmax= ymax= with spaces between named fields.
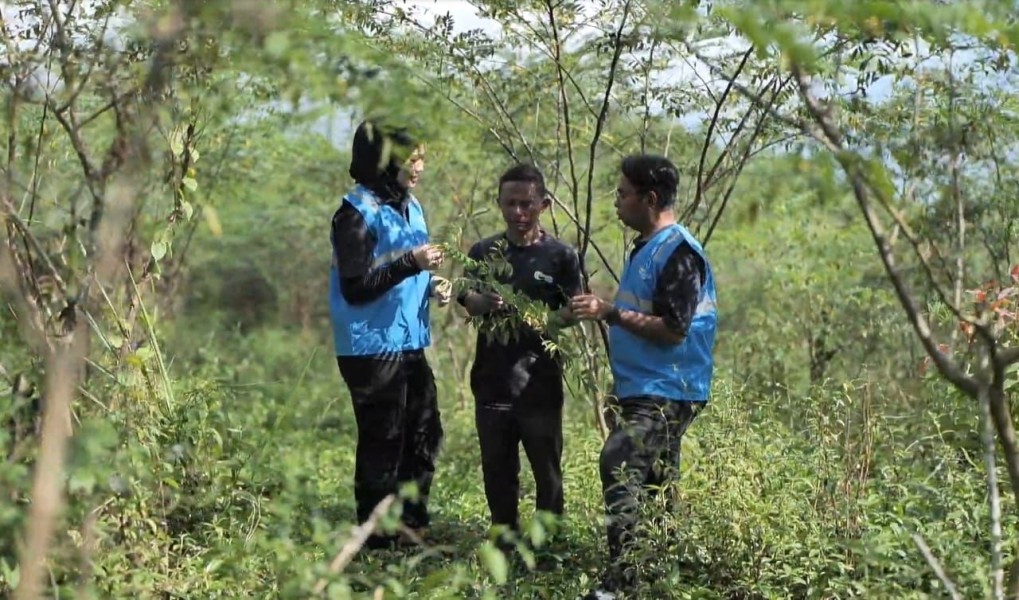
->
xmin=787 ymin=65 xmax=980 ymax=397
xmin=692 ymin=47 xmax=753 ymax=217
xmin=544 ymin=0 xmax=583 ymax=252
xmin=703 ymin=80 xmax=778 ymax=245
xmin=912 ymin=533 xmax=963 ymax=600
xmin=505 ymin=5 xmax=597 ymax=120
xmin=49 ymin=104 xmax=102 ymax=202
xmin=581 ymin=0 xmax=631 ymax=265
xmin=312 ymin=494 xmax=397 ymax=594
xmin=639 ymin=37 xmax=659 ymax=153
xmin=380 ymin=10 xmax=539 ymax=163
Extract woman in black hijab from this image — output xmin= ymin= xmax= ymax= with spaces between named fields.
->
xmin=328 ymin=119 xmax=450 ymax=548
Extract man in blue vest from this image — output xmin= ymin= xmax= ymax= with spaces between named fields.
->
xmin=570 ymin=154 xmax=717 ymax=599
xmin=329 ymin=119 xmax=451 ymax=550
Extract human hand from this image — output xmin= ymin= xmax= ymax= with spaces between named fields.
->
xmin=466 ymin=290 xmax=505 ymax=315
xmin=411 ymin=244 xmax=445 ymax=271
xmin=431 ymin=275 xmax=452 ymax=306
xmin=569 ymin=294 xmax=613 ymax=321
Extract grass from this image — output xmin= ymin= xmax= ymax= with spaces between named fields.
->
xmin=6 ymin=323 xmax=1002 ymax=599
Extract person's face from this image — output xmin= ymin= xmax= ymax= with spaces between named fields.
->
xmin=614 ymin=174 xmax=653 ymax=231
xmin=397 ymin=153 xmax=425 ymax=189
xmin=498 ymin=181 xmax=547 ymax=233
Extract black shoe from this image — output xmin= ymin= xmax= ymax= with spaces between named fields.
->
xmin=581 ymin=568 xmax=635 ymax=600
xmin=363 ymin=533 xmax=398 ymax=550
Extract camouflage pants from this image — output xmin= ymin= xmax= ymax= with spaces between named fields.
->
xmin=599 ymin=396 xmax=701 ymax=563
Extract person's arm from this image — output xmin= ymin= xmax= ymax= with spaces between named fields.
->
xmin=332 ymin=201 xmax=422 ymax=305
xmin=570 ymin=243 xmax=703 ymax=346
xmin=456 ymin=242 xmax=510 ymax=317
xmin=606 ymin=243 xmax=703 ymax=345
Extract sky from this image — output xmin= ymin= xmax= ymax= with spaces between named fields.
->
xmin=313 ymin=0 xmax=902 ymax=146
xmin=2 ymin=0 xmax=1008 ymax=150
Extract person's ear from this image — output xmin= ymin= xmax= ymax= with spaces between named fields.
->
xmin=646 ymin=191 xmax=660 ymax=209
xmin=541 ymin=194 xmax=551 ymax=210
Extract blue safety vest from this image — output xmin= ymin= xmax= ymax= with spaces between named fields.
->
xmin=329 ymin=185 xmax=432 ymax=356
xmin=608 ymin=223 xmax=717 ymax=402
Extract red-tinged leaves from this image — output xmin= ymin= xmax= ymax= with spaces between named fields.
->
xmin=960 ymin=321 xmax=975 ymax=341
xmin=1011 ymin=264 xmax=1019 ymax=283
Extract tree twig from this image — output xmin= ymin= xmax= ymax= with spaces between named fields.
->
xmin=911 ymin=533 xmax=962 ymax=600
xmin=580 ymin=0 xmax=631 ymax=266
xmin=691 ymin=47 xmax=753 ymax=218
xmin=312 ymin=494 xmax=397 ymax=594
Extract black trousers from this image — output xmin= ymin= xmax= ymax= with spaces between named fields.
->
xmin=473 ymin=397 xmax=564 ymax=531
xmin=336 ymin=350 xmax=443 ymax=533
xmin=599 ymin=397 xmax=700 ymax=563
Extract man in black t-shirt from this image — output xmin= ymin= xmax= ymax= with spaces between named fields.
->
xmin=457 ymin=164 xmax=583 ymax=545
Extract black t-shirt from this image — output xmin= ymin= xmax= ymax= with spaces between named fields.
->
xmin=628 ymin=237 xmax=706 ymax=339
xmin=457 ymin=230 xmax=583 ymax=407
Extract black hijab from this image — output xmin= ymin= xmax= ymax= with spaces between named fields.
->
xmin=348 ymin=119 xmax=419 ymax=206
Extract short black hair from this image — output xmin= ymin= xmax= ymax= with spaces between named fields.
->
xmin=498 ymin=163 xmax=547 ymax=198
xmin=620 ymin=154 xmax=679 ymax=208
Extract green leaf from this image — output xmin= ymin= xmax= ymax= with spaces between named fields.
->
xmin=107 ymin=332 xmax=125 ymax=349
xmin=478 ymin=541 xmax=508 ymax=585
xmin=265 ymin=31 xmax=289 ymax=58
xmin=205 ymin=206 xmax=223 ymax=236
xmin=528 ymin=518 xmax=547 ymax=548
xmin=151 ymin=240 xmax=168 ymax=261
xmin=182 ymin=176 xmax=198 ymax=192
xmin=1 ymin=558 xmax=19 ymax=590
xmin=68 ymin=472 xmax=97 ymax=494
xmin=169 ymin=129 xmax=185 ymax=157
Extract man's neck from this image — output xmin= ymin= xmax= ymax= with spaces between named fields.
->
xmin=637 ymin=211 xmax=676 ymax=241
xmin=505 ymin=226 xmax=543 ymax=246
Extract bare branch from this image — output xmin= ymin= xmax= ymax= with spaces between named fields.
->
xmin=692 ymin=47 xmax=753 ymax=216
xmin=379 ymin=10 xmax=539 ymax=162
xmin=581 ymin=0 xmax=632 ymax=264
xmin=702 ymin=78 xmax=781 ymax=244
xmin=544 ymin=0 xmax=582 ymax=251
xmin=911 ymin=533 xmax=963 ymax=600
xmin=548 ymin=191 xmax=618 ymax=283
xmin=639 ymin=37 xmax=659 ymax=153
xmin=58 ymin=7 xmax=115 ymax=112
xmin=49 ymin=104 xmax=102 ymax=201
xmin=313 ymin=494 xmax=397 ymax=594
xmin=504 ymin=6 xmax=597 ymax=119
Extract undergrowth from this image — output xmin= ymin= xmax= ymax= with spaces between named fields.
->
xmin=1 ymin=324 xmax=1005 ymax=598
